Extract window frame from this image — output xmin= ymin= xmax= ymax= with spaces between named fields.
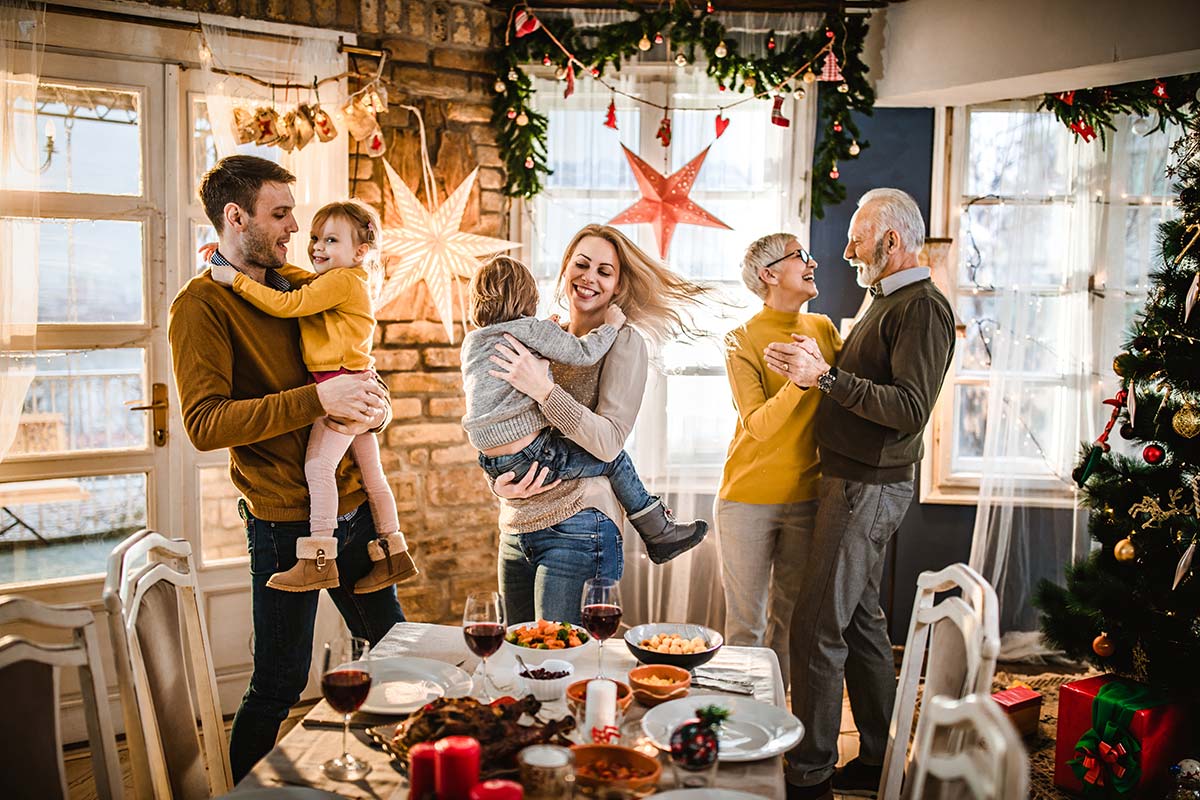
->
xmin=511 ymin=63 xmax=814 ymax=489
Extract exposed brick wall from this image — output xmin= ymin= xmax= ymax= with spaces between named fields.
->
xmin=136 ymin=0 xmax=507 ymax=623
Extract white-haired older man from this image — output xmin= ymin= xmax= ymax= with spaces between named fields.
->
xmin=764 ymin=188 xmax=955 ymax=799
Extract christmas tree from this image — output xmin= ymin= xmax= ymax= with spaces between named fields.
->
xmin=1037 ymin=119 xmax=1200 ymax=691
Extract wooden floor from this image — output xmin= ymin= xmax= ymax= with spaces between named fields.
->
xmin=65 ymin=701 xmax=315 ymax=800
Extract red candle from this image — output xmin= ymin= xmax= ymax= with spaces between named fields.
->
xmin=435 ymin=736 xmax=482 ymax=800
xmin=409 ymin=742 xmax=437 ymax=800
xmin=470 ymin=779 xmax=524 ymax=800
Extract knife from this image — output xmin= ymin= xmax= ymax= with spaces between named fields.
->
xmin=690 ymin=679 xmax=755 ymax=696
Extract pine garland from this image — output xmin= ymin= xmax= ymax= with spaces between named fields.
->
xmin=491 ymin=2 xmax=874 ymax=219
xmin=1039 ymin=73 xmax=1200 ymax=147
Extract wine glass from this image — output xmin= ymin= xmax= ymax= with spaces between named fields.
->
xmin=320 ymin=636 xmax=372 ymax=781
xmin=581 ymin=577 xmax=622 ymax=678
xmin=463 ymin=590 xmax=506 ymax=701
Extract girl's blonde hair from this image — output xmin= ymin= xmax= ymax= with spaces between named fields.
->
xmin=469 ymin=255 xmax=539 ymax=328
xmin=311 ymin=199 xmax=384 ymax=301
xmin=555 ymin=224 xmax=710 ymax=345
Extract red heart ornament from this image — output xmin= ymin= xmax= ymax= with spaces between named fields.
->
xmin=715 ymin=114 xmax=730 ymax=138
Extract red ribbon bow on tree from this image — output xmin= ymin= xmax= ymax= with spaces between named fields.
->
xmin=1079 ymin=740 xmax=1129 ymax=786
xmin=1069 ymin=120 xmax=1098 ymax=143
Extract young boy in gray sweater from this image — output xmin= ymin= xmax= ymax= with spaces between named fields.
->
xmin=461 ymin=256 xmax=706 ymax=564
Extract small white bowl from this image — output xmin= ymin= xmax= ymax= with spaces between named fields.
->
xmin=513 ymin=658 xmax=575 ymax=702
xmin=502 ymin=622 xmax=593 ymax=665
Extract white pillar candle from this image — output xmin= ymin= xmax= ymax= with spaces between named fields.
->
xmin=584 ymin=679 xmax=619 ymax=743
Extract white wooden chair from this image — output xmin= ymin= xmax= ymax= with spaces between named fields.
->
xmin=907 ymin=693 xmax=1029 ymax=800
xmin=880 ymin=563 xmax=1001 ymax=800
xmin=103 ymin=529 xmax=232 ymax=799
xmin=0 ymin=595 xmax=123 ymax=800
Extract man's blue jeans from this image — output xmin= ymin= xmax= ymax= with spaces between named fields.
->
xmin=229 ymin=500 xmax=405 ymax=782
xmin=498 ymin=507 xmax=623 ymax=626
xmin=479 ymin=430 xmax=655 ymax=517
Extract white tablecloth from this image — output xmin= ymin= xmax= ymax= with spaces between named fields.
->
xmin=231 ymin=622 xmax=790 ymax=798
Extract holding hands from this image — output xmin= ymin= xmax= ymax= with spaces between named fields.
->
xmin=764 ymin=334 xmax=830 ymax=388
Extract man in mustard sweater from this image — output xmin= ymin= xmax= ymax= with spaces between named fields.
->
xmin=765 ymin=188 xmax=955 ymax=800
xmin=168 ymin=155 xmax=401 ymax=781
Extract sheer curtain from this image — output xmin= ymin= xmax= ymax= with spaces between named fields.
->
xmin=199 ymin=23 xmax=348 ymax=264
xmin=0 ymin=1 xmax=42 ymax=462
xmin=966 ymin=103 xmax=1181 ymax=661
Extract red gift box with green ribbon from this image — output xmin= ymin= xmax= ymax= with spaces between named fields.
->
xmin=1054 ymin=675 xmax=1193 ymax=798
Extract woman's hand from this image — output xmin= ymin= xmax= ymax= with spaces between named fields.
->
xmin=492 ymin=461 xmax=561 ymax=499
xmin=489 ymin=334 xmax=555 ymax=403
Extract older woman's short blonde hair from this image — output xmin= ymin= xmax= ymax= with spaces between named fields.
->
xmin=740 ymin=232 xmax=796 ymax=299
xmin=468 ymin=255 xmax=539 ymax=328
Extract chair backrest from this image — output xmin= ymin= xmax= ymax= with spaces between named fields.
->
xmin=907 ymin=693 xmax=1029 ymax=800
xmin=880 ymin=563 xmax=1001 ymax=800
xmin=0 ymin=595 xmax=123 ymax=800
xmin=102 ymin=529 xmax=232 ymax=799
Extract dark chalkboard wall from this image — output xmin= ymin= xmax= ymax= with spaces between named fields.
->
xmin=807 ymin=106 xmax=977 ymax=643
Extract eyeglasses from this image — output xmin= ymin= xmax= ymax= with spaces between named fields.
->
xmin=763 ymin=247 xmax=812 ymax=270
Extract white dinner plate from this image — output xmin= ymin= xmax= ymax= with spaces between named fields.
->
xmin=356 ymin=656 xmax=473 ymax=715
xmin=653 ymin=791 xmax=766 ymax=800
xmin=641 ymin=696 xmax=804 ymax=762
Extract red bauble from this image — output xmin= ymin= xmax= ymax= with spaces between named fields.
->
xmin=829 ymin=167 xmax=840 ymax=179
xmin=1143 ymin=444 xmax=1165 ymax=465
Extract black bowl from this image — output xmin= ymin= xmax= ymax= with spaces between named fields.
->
xmin=623 ymin=623 xmax=723 ymax=670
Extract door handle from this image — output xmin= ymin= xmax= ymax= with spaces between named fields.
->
xmin=128 ymin=382 xmax=169 ymax=447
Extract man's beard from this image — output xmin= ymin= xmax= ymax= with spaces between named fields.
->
xmin=852 ymin=236 xmax=888 ymax=289
xmin=241 ymin=221 xmax=286 ymax=270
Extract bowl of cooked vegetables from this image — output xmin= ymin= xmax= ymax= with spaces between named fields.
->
xmin=503 ymin=620 xmax=594 ymax=665
xmin=624 ymin=623 xmax=723 ymax=670
xmin=570 ymin=744 xmax=661 ymax=797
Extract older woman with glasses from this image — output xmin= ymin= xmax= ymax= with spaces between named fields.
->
xmin=715 ymin=232 xmax=841 ymax=689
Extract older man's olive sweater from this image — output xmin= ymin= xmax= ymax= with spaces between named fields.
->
xmin=816 ymin=276 xmax=955 ymax=484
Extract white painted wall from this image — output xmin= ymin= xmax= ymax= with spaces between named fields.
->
xmin=870 ymin=0 xmax=1200 ymax=107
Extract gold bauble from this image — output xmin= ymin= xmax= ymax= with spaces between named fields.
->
xmin=802 ymin=70 xmax=817 ymax=84
xmin=1173 ymin=404 xmax=1200 ymax=438
xmin=1113 ymin=355 xmax=1125 ymax=376
xmin=1093 ymin=632 xmax=1115 ymax=658
xmin=1114 ymin=537 xmax=1136 ymax=562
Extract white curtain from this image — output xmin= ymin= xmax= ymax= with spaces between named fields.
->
xmin=199 ymin=24 xmax=348 ymax=264
xmin=967 ymin=103 xmax=1182 ymax=660
xmin=0 ymin=1 xmax=42 ymax=463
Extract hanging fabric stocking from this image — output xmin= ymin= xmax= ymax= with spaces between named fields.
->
xmin=771 ymin=95 xmax=790 ymax=128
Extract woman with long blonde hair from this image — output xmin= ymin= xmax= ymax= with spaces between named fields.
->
xmin=486 ymin=224 xmax=710 ymax=624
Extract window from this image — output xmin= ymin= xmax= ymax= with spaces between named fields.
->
xmin=923 ymin=103 xmax=1182 ymax=505
xmin=521 ymin=66 xmax=811 ymax=485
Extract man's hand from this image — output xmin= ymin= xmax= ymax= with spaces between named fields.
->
xmin=764 ymin=337 xmax=829 ymax=387
xmin=315 ymin=373 xmax=389 ymax=424
xmin=210 ymin=262 xmax=237 ymax=287
xmin=493 ymin=460 xmax=561 ymax=499
xmin=604 ymin=304 xmax=626 ymax=329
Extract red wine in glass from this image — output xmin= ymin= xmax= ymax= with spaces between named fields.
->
xmin=322 ymin=669 xmax=372 ymax=714
xmin=582 ymin=603 xmax=622 ymax=640
xmin=463 ymin=622 xmax=506 ymax=658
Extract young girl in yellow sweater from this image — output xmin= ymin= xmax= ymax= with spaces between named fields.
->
xmin=208 ymin=199 xmax=417 ymax=593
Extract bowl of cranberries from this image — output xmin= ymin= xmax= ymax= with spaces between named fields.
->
xmin=512 ymin=658 xmax=575 ymax=701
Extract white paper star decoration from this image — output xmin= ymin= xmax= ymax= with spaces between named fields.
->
xmin=377 ymin=159 xmax=519 ymax=342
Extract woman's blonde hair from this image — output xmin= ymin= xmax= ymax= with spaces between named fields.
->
xmin=469 ymin=255 xmax=539 ymax=328
xmin=311 ymin=199 xmax=384 ymax=302
xmin=555 ymin=224 xmax=710 ymax=345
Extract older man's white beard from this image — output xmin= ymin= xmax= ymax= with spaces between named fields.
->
xmin=852 ymin=258 xmax=886 ymax=289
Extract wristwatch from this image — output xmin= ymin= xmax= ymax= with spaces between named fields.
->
xmin=816 ymin=367 xmax=838 ymax=394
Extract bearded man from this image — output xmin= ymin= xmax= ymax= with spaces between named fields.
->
xmin=763 ymin=188 xmax=955 ymax=799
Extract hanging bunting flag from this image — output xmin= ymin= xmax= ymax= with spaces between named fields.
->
xmin=714 ymin=112 xmax=730 ymax=138
xmin=771 ymin=96 xmax=790 ymax=128
xmin=820 ymin=51 xmax=844 ymax=82
xmin=514 ymin=8 xmax=541 ymax=38
xmin=607 ymin=144 xmax=732 ymax=259
xmin=603 ymin=99 xmax=618 ymax=130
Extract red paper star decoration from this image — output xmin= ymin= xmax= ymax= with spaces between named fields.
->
xmin=607 ymin=144 xmax=731 ymax=259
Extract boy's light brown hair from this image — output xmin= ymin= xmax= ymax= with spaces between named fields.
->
xmin=469 ymin=256 xmax=539 ymax=328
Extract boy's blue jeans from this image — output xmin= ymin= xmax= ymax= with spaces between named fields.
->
xmin=478 ymin=429 xmax=654 ymax=515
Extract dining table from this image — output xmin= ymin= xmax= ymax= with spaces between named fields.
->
xmin=228 ymin=622 xmax=794 ymax=799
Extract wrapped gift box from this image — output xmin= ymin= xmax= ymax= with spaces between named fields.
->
xmin=991 ymin=685 xmax=1042 ymax=739
xmin=1054 ymin=674 xmax=1193 ymax=798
